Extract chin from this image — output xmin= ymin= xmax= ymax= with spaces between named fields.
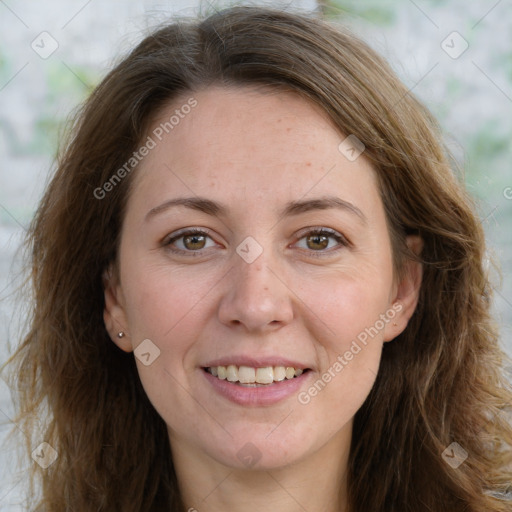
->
xmin=209 ymin=431 xmax=312 ymax=471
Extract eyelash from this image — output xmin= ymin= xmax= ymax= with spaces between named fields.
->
xmin=163 ymin=227 xmax=349 ymax=258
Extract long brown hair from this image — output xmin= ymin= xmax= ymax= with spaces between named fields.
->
xmin=3 ymin=5 xmax=512 ymax=511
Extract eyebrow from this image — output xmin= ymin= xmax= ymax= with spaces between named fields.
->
xmin=145 ymin=195 xmax=367 ymax=224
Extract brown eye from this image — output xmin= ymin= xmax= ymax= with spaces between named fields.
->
xmin=295 ymin=228 xmax=348 ymax=257
xmin=164 ymin=229 xmax=216 ymax=255
xmin=182 ymin=233 xmax=207 ymax=250
xmin=305 ymin=233 xmax=330 ymax=251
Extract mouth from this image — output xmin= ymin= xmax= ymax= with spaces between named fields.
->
xmin=203 ymin=365 xmax=311 ymax=387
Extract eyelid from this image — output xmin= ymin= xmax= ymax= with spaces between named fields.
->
xmin=162 ymin=226 xmax=215 ymax=245
xmin=293 ymin=226 xmax=350 ymax=244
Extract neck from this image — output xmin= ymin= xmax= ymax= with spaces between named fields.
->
xmin=170 ymin=425 xmax=351 ymax=512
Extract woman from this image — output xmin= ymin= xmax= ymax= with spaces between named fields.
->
xmin=4 ymin=5 xmax=512 ymax=511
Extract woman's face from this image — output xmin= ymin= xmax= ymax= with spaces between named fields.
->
xmin=104 ymin=85 xmax=421 ymax=470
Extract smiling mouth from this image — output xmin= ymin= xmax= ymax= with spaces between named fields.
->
xmin=204 ymin=365 xmax=310 ymax=386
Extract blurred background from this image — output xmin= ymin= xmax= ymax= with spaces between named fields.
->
xmin=1 ymin=0 xmax=511 ymax=508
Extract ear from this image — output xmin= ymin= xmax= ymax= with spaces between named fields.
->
xmin=383 ymin=235 xmax=423 ymax=342
xmin=102 ymin=264 xmax=132 ymax=352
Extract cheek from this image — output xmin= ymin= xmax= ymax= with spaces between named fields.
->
xmin=299 ymin=263 xmax=392 ymax=343
xmin=296 ymin=270 xmax=391 ymax=407
xmin=119 ymin=263 xmax=215 ymax=416
xmin=122 ymin=261 xmax=215 ymax=343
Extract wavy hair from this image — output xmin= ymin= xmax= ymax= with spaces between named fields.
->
xmin=3 ymin=5 xmax=512 ymax=511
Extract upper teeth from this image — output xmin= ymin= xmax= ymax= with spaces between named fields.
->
xmin=208 ymin=365 xmax=304 ymax=384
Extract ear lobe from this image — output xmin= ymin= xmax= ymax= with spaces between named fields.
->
xmin=383 ymin=235 xmax=423 ymax=342
xmin=103 ymin=266 xmax=132 ymax=352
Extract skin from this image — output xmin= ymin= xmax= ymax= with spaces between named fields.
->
xmin=103 ymin=85 xmax=422 ymax=512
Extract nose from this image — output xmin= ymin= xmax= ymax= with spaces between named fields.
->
xmin=217 ymin=248 xmax=294 ymax=333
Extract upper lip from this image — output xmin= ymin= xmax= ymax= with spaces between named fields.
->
xmin=203 ymin=356 xmax=311 ymax=370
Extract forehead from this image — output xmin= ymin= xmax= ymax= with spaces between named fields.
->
xmin=128 ymin=85 xmax=380 ymax=219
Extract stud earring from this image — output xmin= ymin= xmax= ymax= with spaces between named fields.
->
xmin=117 ymin=331 xmax=125 ymax=338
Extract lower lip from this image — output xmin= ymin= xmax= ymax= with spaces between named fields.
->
xmin=202 ymin=369 xmax=311 ymax=406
